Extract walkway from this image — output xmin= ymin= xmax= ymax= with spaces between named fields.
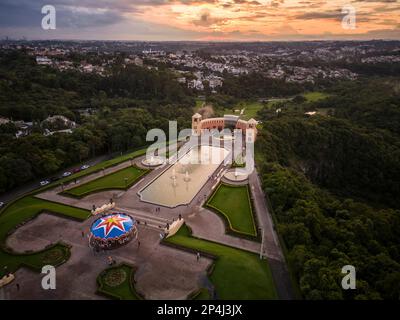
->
xmin=186 ymin=207 xmax=261 ymax=254
xmin=248 ymin=171 xmax=295 ymax=299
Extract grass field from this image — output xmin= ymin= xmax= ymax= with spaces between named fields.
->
xmin=302 ymin=91 xmax=329 ymax=102
xmin=0 ymin=196 xmax=90 ymax=277
xmin=64 ymin=166 xmax=148 ymax=198
xmin=194 ymin=99 xmax=205 ymax=112
xmin=166 ymin=225 xmax=277 ymax=299
xmin=0 ymin=196 xmax=90 ymax=243
xmin=221 ymin=101 xmax=264 ymax=120
xmin=206 ymin=184 xmax=257 ymax=237
xmin=97 ymin=264 xmax=140 ymax=300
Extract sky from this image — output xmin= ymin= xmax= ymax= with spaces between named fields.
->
xmin=0 ymin=0 xmax=399 ymax=41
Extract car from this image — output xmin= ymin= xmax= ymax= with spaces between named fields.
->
xmin=50 ymin=176 xmax=59 ymax=182
xmin=80 ymin=164 xmax=90 ymax=170
xmin=62 ymin=171 xmax=72 ymax=177
xmin=0 ymin=202 xmax=4 ymax=208
xmin=40 ymin=180 xmax=50 ymax=186
xmin=72 ymin=168 xmax=81 ymax=173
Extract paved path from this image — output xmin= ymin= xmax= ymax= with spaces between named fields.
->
xmin=28 ymin=141 xmax=295 ymax=300
xmin=0 ymin=153 xmax=111 ymax=204
xmin=248 ymin=170 xmax=295 ymax=300
xmin=4 ymin=213 xmax=212 ymax=300
xmin=186 ymin=207 xmax=261 ymax=254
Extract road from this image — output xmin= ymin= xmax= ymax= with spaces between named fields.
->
xmin=0 ymin=153 xmax=113 ymax=204
xmin=249 ymin=170 xmax=296 ymax=300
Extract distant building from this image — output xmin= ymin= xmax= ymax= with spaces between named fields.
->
xmin=36 ymin=56 xmax=52 ymax=65
xmin=42 ymin=115 xmax=76 ymax=131
xmin=188 ymin=80 xmax=204 ymax=91
xmin=192 ymin=113 xmax=258 ymax=141
xmin=0 ymin=117 xmax=10 ymax=125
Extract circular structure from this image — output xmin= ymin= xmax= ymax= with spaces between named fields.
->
xmin=103 ymin=268 xmax=127 ymax=287
xmin=224 ymin=169 xmax=249 ymax=183
xmin=141 ymin=155 xmax=165 ymax=167
xmin=90 ymin=213 xmax=137 ymax=250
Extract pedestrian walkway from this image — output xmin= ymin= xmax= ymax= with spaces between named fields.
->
xmin=186 ymin=207 xmax=261 ymax=255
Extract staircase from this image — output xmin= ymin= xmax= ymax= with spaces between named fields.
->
xmin=115 ymin=207 xmax=171 ymax=231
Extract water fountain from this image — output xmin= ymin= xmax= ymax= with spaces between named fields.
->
xmin=184 ymin=171 xmax=191 ymax=182
xmin=172 ymin=176 xmax=177 ymax=187
xmin=139 ymin=145 xmax=230 ymax=207
xmin=141 ymin=154 xmax=165 ymax=167
xmin=171 ymin=168 xmax=176 ymax=179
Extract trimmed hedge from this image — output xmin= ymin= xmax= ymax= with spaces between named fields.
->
xmin=96 ymin=263 xmax=143 ymax=300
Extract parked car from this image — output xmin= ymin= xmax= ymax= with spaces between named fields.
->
xmin=72 ymin=168 xmax=81 ymax=173
xmin=80 ymin=164 xmax=90 ymax=170
xmin=62 ymin=171 xmax=72 ymax=177
xmin=40 ymin=180 xmax=50 ymax=186
xmin=0 ymin=202 xmax=4 ymax=208
xmin=50 ymin=176 xmax=59 ymax=182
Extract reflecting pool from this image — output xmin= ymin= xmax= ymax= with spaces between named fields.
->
xmin=139 ymin=145 xmax=229 ymax=208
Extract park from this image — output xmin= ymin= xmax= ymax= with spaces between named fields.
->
xmin=0 ymin=114 xmax=292 ymax=300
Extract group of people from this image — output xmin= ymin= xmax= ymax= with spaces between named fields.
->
xmin=90 ymin=230 xmax=136 ymax=250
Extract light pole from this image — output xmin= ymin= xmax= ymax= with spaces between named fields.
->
xmin=259 ymin=228 xmax=265 ymax=260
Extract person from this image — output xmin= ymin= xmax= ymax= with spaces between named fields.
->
xmin=81 ymin=231 xmax=84 ymax=238
xmin=137 ymin=240 xmax=141 ymax=249
xmin=196 ymin=252 xmax=200 ymax=262
xmin=16 ymin=283 xmax=20 ymax=291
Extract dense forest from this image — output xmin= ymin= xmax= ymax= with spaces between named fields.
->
xmin=0 ymin=51 xmax=193 ymax=192
xmin=256 ymin=79 xmax=400 ymax=299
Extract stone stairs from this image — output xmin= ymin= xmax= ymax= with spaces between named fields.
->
xmin=115 ymin=207 xmax=171 ymax=231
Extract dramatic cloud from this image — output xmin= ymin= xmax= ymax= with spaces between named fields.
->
xmin=0 ymin=0 xmax=399 ymax=40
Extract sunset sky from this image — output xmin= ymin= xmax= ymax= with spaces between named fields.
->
xmin=0 ymin=0 xmax=399 ymax=41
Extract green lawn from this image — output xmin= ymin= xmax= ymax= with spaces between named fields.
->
xmin=0 ymin=196 xmax=90 ymax=243
xmin=238 ymin=101 xmax=264 ymax=120
xmin=194 ymin=99 xmax=205 ymax=112
xmin=222 ymin=101 xmax=264 ymax=120
xmin=193 ymin=288 xmax=211 ymax=300
xmin=97 ymin=264 xmax=141 ymax=300
xmin=302 ymin=91 xmax=329 ymax=102
xmin=0 ymin=244 xmax=71 ymax=278
xmin=206 ymin=184 xmax=257 ymax=237
xmin=0 ymin=196 xmax=90 ymax=277
xmin=166 ymin=225 xmax=278 ymax=299
xmin=64 ymin=166 xmax=148 ymax=198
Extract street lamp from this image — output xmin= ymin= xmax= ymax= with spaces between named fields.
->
xmin=259 ymin=228 xmax=265 ymax=260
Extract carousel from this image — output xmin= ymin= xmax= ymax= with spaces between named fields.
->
xmin=89 ymin=213 xmax=138 ymax=250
